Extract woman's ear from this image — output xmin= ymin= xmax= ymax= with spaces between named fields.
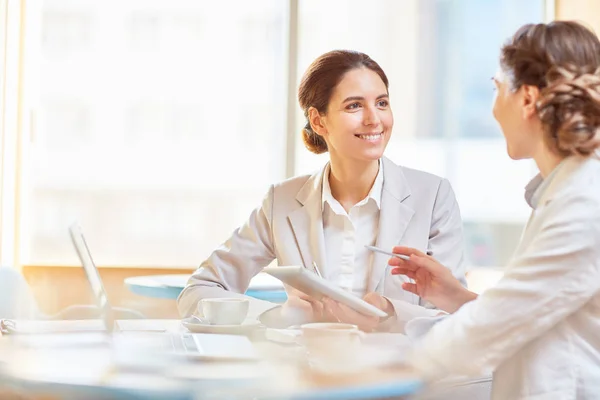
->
xmin=521 ymin=84 xmax=540 ymax=119
xmin=308 ymin=107 xmax=327 ymax=137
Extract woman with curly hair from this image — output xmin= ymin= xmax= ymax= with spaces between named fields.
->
xmin=345 ymin=21 xmax=600 ymax=398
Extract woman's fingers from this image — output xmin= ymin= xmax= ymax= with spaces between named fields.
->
xmin=390 ymin=268 xmax=418 ymax=280
xmin=387 ymin=252 xmax=434 ymax=270
xmin=409 ymin=254 xmax=442 ymax=273
xmin=363 ymin=292 xmax=386 ymax=309
xmin=325 ymin=299 xmax=378 ymax=330
xmin=301 ymin=297 xmax=327 ymax=320
xmin=285 ymin=290 xmax=328 ymax=320
xmin=286 ymin=295 xmax=311 ymax=309
xmin=392 ymin=246 xmax=427 ymax=258
xmin=322 ymin=298 xmax=344 ymax=321
xmin=324 ymin=299 xmax=359 ymax=319
xmin=388 ymin=256 xmax=420 ymax=269
xmin=390 ymin=255 xmax=437 ymax=274
xmin=401 ymin=282 xmax=418 ymax=295
xmin=334 ymin=302 xmax=361 ymax=321
xmin=388 ymin=246 xmax=425 ymax=267
xmin=388 ymin=256 xmax=407 ymax=267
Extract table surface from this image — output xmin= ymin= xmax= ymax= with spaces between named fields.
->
xmin=125 ymin=273 xmax=287 ymax=302
xmin=0 ymin=319 xmax=422 ymax=400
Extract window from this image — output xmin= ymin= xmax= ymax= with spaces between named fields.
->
xmin=22 ymin=0 xmax=288 ymax=267
xmin=13 ymin=0 xmax=545 ymax=269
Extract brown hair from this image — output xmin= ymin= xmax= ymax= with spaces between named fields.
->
xmin=500 ymin=21 xmax=600 ymax=156
xmin=297 ymin=50 xmax=389 ymax=154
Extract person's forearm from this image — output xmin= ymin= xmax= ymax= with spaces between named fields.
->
xmin=447 ymin=288 xmax=478 ymax=313
xmin=381 ymin=297 xmax=443 ymax=333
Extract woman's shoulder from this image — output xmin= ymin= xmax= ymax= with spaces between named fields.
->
xmin=268 ymin=170 xmax=320 ymax=202
xmin=383 ymin=157 xmax=449 ymax=188
xmin=272 ymin=172 xmax=314 ymax=190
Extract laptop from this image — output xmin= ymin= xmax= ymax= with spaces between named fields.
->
xmin=68 ymin=224 xmax=258 ymax=361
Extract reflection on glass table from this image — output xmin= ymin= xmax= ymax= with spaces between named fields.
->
xmin=0 ymin=320 xmax=422 ymax=400
xmin=125 ymin=272 xmax=288 ymax=303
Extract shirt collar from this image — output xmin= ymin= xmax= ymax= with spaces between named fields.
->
xmin=322 ymin=159 xmax=384 ymax=212
xmin=524 ymin=159 xmax=567 ymax=209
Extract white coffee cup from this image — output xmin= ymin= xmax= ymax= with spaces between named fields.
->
xmin=300 ymin=322 xmax=364 ymax=369
xmin=301 ymin=323 xmax=405 ymax=374
xmin=301 ymin=322 xmax=363 ymax=344
xmin=198 ymin=298 xmax=249 ymax=325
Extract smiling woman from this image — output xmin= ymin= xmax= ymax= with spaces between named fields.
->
xmin=307 ymin=67 xmax=392 ymax=169
xmin=298 ymin=50 xmax=391 ymax=157
xmin=178 ymin=50 xmax=467 ymax=333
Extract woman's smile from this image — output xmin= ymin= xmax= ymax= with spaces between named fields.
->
xmin=354 ymin=132 xmax=384 ymax=141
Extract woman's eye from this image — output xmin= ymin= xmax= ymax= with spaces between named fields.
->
xmin=377 ymin=100 xmax=389 ymax=107
xmin=346 ymin=102 xmax=361 ymax=110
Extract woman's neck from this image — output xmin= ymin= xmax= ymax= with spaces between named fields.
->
xmin=533 ymin=142 xmax=565 ymax=178
xmin=327 ymin=155 xmax=380 ymax=212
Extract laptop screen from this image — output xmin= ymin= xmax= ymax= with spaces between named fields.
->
xmin=69 ymin=224 xmax=114 ymax=332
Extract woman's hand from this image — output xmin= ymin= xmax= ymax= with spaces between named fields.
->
xmin=322 ymin=292 xmax=394 ymax=331
xmin=389 ymin=246 xmax=477 ymax=313
xmin=281 ymin=287 xmax=333 ymax=322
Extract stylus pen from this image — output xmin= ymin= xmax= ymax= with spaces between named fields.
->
xmin=312 ymin=261 xmax=324 ymax=279
xmin=364 ymin=245 xmax=433 ymax=261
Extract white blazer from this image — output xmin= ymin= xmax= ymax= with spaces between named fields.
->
xmin=178 ymin=157 xmax=466 ymax=326
xmin=412 ymin=155 xmax=600 ymax=399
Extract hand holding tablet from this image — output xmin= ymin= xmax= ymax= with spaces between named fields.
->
xmin=263 ymin=266 xmax=388 ymax=319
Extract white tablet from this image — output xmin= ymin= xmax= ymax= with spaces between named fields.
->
xmin=263 ymin=266 xmax=388 ymax=318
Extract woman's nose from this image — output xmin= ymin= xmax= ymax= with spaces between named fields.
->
xmin=363 ymin=106 xmax=381 ymax=126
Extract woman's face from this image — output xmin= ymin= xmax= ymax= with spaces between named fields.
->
xmin=492 ymin=69 xmax=541 ymax=160
xmin=312 ymin=67 xmax=393 ymax=163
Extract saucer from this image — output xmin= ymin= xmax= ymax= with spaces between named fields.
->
xmin=305 ymin=344 xmax=406 ymax=375
xmin=181 ymin=317 xmax=262 ymax=334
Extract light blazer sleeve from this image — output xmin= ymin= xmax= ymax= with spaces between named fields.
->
xmin=177 ymin=185 xmax=279 ymax=317
xmin=386 ymin=178 xmax=466 ymax=323
xmin=426 ymin=177 xmax=467 ymax=288
xmin=410 ymin=194 xmax=600 ymax=379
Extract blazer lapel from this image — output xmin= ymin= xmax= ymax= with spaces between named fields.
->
xmin=287 ymin=166 xmax=328 ymax=277
xmin=367 ymin=157 xmax=414 ymax=292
